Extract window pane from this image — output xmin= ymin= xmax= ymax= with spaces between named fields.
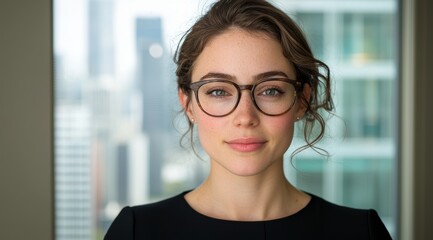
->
xmin=54 ymin=0 xmax=398 ymax=239
xmin=342 ymin=13 xmax=395 ymax=62
xmin=295 ymin=13 xmax=325 ymax=60
xmin=341 ymin=78 xmax=394 ymax=138
xmin=274 ymin=0 xmax=398 ymax=237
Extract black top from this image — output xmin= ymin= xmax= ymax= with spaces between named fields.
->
xmin=105 ymin=191 xmax=392 ymax=240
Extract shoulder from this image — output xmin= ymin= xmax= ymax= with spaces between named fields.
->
xmin=104 ymin=192 xmax=188 ymax=240
xmin=130 ymin=192 xmax=187 ymax=222
xmin=307 ymin=194 xmax=392 ymax=239
xmin=104 ymin=206 xmax=134 ymax=240
xmin=311 ymin=194 xmax=369 ymax=219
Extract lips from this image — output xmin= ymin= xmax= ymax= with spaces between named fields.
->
xmin=226 ymin=138 xmax=267 ymax=152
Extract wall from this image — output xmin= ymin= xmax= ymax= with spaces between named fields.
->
xmin=401 ymin=0 xmax=433 ymax=239
xmin=412 ymin=0 xmax=433 ymax=239
xmin=0 ymin=0 xmax=53 ymax=239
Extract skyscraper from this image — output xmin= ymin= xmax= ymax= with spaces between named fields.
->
xmin=88 ymin=0 xmax=114 ymax=77
xmin=55 ymin=105 xmax=92 ymax=240
xmin=135 ymin=17 xmax=169 ymax=196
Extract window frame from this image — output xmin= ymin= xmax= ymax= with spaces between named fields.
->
xmin=3 ymin=0 xmax=433 ymax=239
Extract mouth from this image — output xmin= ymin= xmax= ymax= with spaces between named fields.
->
xmin=225 ymin=138 xmax=267 ymax=152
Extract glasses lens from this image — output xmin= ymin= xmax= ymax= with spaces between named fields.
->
xmin=253 ymin=80 xmax=296 ymax=115
xmin=197 ymin=81 xmax=239 ymax=116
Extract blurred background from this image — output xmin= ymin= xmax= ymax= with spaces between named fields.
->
xmin=1 ymin=0 xmax=432 ymax=240
xmin=53 ymin=0 xmax=397 ymax=238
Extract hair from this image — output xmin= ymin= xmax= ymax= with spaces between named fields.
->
xmin=174 ymin=0 xmax=334 ymax=159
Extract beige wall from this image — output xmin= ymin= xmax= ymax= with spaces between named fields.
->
xmin=0 ymin=0 xmax=53 ymax=239
xmin=0 ymin=0 xmax=431 ymax=239
xmin=401 ymin=0 xmax=433 ymax=239
xmin=414 ymin=0 xmax=433 ymax=233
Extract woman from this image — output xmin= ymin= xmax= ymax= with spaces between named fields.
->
xmin=105 ymin=0 xmax=391 ymax=239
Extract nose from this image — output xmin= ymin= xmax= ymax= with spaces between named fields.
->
xmin=232 ymin=90 xmax=259 ymax=127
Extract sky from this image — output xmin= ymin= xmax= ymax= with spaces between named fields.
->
xmin=54 ymin=0 xmax=216 ymax=77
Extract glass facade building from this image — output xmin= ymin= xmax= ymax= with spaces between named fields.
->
xmin=282 ymin=1 xmax=397 ymax=234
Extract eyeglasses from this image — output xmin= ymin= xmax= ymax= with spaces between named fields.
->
xmin=189 ymin=78 xmax=302 ymax=117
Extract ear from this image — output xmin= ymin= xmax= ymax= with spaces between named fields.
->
xmin=296 ymin=84 xmax=311 ymax=118
xmin=178 ymin=89 xmax=194 ymax=120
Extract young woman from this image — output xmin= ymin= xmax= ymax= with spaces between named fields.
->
xmin=105 ymin=0 xmax=391 ymax=239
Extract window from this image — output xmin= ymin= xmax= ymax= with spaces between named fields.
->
xmin=54 ymin=0 xmax=398 ymax=239
xmin=287 ymin=0 xmax=397 ymax=235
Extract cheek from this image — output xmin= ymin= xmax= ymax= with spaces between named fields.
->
xmin=191 ymin=102 xmax=221 ymax=128
xmin=193 ymin=105 xmax=225 ymax=144
xmin=196 ymin=115 xmax=222 ymax=136
xmin=195 ymin=116 xmax=226 ymax=156
xmin=275 ymin=104 xmax=300 ymax=136
xmin=266 ymin=115 xmax=296 ymax=141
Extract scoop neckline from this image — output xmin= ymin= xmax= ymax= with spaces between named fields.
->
xmin=179 ymin=190 xmax=315 ymax=223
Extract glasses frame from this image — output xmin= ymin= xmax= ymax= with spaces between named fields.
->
xmin=189 ymin=78 xmax=303 ymax=117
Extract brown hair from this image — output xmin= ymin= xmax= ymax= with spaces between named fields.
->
xmin=175 ymin=0 xmax=334 ymax=159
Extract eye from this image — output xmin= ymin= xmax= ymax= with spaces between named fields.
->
xmin=206 ymin=88 xmax=231 ymax=97
xmin=259 ymin=87 xmax=284 ymax=97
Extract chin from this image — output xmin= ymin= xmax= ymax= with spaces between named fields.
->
xmin=210 ymin=151 xmax=283 ymax=177
xmin=224 ymin=161 xmax=275 ymax=177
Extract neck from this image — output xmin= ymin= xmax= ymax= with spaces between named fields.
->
xmin=185 ymin=159 xmax=310 ymax=221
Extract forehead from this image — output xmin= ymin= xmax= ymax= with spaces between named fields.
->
xmin=191 ymin=28 xmax=296 ymax=82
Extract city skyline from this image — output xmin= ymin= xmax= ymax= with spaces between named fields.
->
xmin=54 ymin=0 xmax=397 ymax=238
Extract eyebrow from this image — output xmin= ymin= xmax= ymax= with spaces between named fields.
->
xmin=200 ymin=72 xmax=235 ymax=81
xmin=199 ymin=71 xmax=291 ymax=82
xmin=255 ymin=71 xmax=290 ymax=80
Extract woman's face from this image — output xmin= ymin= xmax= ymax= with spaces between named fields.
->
xmin=180 ymin=28 xmax=305 ymax=177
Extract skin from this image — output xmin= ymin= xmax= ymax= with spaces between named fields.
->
xmin=179 ymin=28 xmax=311 ymax=221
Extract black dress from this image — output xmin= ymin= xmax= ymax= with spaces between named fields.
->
xmin=105 ymin=191 xmax=392 ymax=239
